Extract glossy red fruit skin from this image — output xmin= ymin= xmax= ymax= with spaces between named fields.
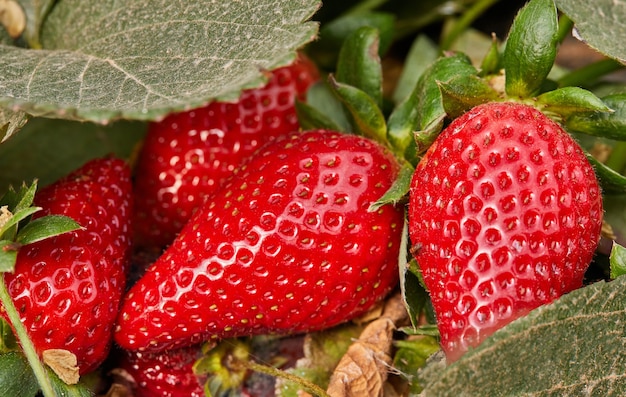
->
xmin=133 ymin=54 xmax=320 ymax=248
xmin=1 ymin=158 xmax=133 ymax=374
xmin=115 ymin=130 xmax=404 ymax=352
xmin=408 ymin=102 xmax=603 ymax=362
xmin=118 ymin=345 xmax=204 ymax=397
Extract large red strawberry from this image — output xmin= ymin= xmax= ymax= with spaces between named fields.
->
xmin=117 ymin=345 xmax=204 ymax=397
xmin=115 ymin=129 xmax=404 ymax=352
xmin=408 ymin=102 xmax=603 ymax=362
xmin=1 ymin=158 xmax=133 ymax=374
xmin=133 ymin=54 xmax=320 ymax=249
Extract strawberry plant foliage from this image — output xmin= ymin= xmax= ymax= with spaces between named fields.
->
xmin=555 ymin=0 xmax=626 ymax=63
xmin=0 ymin=0 xmax=319 ymax=123
xmin=419 ymin=276 xmax=626 ymax=397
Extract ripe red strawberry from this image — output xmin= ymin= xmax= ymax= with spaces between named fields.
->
xmin=1 ymin=158 xmax=133 ymax=374
xmin=115 ymin=130 xmax=404 ymax=352
xmin=117 ymin=345 xmax=204 ymax=397
xmin=133 ymin=54 xmax=320 ymax=248
xmin=408 ymin=102 xmax=603 ymax=361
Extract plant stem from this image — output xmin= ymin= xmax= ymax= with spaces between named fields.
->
xmin=439 ymin=0 xmax=500 ymax=51
xmin=605 ymin=141 xmax=626 ymax=175
xmin=556 ymin=13 xmax=574 ymax=45
xmin=233 ymin=357 xmax=331 ymax=397
xmin=557 ymin=59 xmax=624 ymax=88
xmin=0 ymin=274 xmax=56 ymax=397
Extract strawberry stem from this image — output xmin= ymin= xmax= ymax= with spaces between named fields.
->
xmin=231 ymin=357 xmax=330 ymax=397
xmin=605 ymin=141 xmax=626 ymax=175
xmin=439 ymin=0 xmax=500 ymax=50
xmin=0 ymin=274 xmax=57 ymax=397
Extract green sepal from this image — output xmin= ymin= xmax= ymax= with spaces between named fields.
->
xmin=0 ymin=181 xmax=37 ymax=214
xmin=414 ymin=114 xmax=446 ymax=155
xmin=369 ymin=162 xmax=414 ymax=212
xmin=0 ymin=352 xmax=39 ymax=397
xmin=565 ymin=93 xmax=626 ymax=141
xmin=535 ymin=87 xmax=611 ymax=120
xmin=610 ymin=242 xmax=626 ymax=279
xmin=195 ymin=339 xmax=250 ymax=396
xmin=16 ymin=215 xmax=82 ymax=246
xmin=479 ymin=34 xmax=502 ymax=77
xmin=0 ymin=207 xmax=42 ymax=241
xmin=294 ymin=100 xmax=343 ymax=132
xmin=586 ymin=154 xmax=626 ymax=195
xmin=0 ymin=241 xmax=18 ymax=273
xmin=503 ymin=0 xmax=558 ymax=98
xmin=335 ymin=26 xmax=383 ymax=108
xmin=309 ymin=12 xmax=395 ymax=70
xmin=438 ymin=75 xmax=500 ymax=119
xmin=328 ymin=75 xmax=387 ymax=144
xmin=387 ymin=53 xmax=476 ymax=158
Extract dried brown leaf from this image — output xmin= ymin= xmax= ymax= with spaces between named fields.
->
xmin=326 ymin=293 xmax=408 ymax=397
xmin=42 ymin=348 xmax=79 ymax=385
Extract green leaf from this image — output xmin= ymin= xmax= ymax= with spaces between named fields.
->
xmin=555 ymin=0 xmax=626 ymax=63
xmin=565 ymin=93 xmax=626 ymax=141
xmin=392 ymin=35 xmax=439 ymax=105
xmin=0 ymin=108 xmax=29 ymax=144
xmin=328 ymin=76 xmax=387 ymax=144
xmin=336 ymin=26 xmax=383 ymax=108
xmin=0 ymin=0 xmax=319 ymax=123
xmin=0 ymin=118 xmax=145 ymax=189
xmin=438 ymin=75 xmax=500 ymax=119
xmin=0 ymin=240 xmax=18 ymax=273
xmin=301 ymin=82 xmax=352 ymax=133
xmin=16 ymin=215 xmax=82 ymax=245
xmin=294 ymin=100 xmax=343 ymax=132
xmin=503 ymin=0 xmax=559 ymax=97
xmin=536 ymin=87 xmax=611 ymax=120
xmin=19 ymin=0 xmax=56 ymax=49
xmin=0 ymin=352 xmax=39 ymax=397
xmin=393 ymin=336 xmax=440 ymax=394
xmin=369 ymin=162 xmax=413 ymax=212
xmin=610 ymin=242 xmax=626 ymax=279
xmin=420 ymin=277 xmax=626 ymax=396
xmin=0 ymin=319 xmax=18 ymax=352
xmin=586 ymin=154 xmax=626 ymax=195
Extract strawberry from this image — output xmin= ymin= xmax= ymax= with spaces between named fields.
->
xmin=408 ymin=102 xmax=603 ymax=362
xmin=117 ymin=345 xmax=204 ymax=397
xmin=133 ymin=54 xmax=320 ymax=249
xmin=115 ymin=129 xmax=404 ymax=352
xmin=1 ymin=158 xmax=133 ymax=374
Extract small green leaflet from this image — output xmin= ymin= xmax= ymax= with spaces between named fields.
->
xmin=16 ymin=215 xmax=82 ymax=246
xmin=0 ymin=0 xmax=319 ymax=123
xmin=555 ymin=0 xmax=626 ymax=63
xmin=610 ymin=242 xmax=626 ymax=279
xmin=419 ymin=277 xmax=626 ymax=396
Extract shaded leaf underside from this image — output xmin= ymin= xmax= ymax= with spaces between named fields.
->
xmin=0 ymin=0 xmax=320 ymax=122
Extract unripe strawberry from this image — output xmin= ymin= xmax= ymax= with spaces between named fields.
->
xmin=408 ymin=102 xmax=603 ymax=361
